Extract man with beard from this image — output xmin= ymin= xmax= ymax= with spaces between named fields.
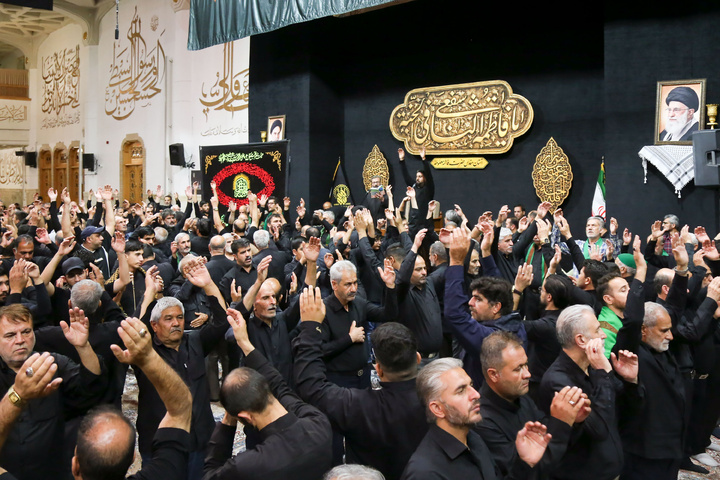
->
xmin=444 ymin=227 xmax=527 ymax=388
xmin=396 ymin=228 xmax=442 ymax=362
xmin=398 ymin=146 xmax=434 ymax=221
xmin=401 ymin=357 xmax=551 ymax=479
xmin=659 ymin=86 xmax=700 ymax=142
xmin=477 ymin=331 xmax=583 ymax=479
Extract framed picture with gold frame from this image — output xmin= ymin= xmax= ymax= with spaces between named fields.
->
xmin=267 ymin=115 xmax=286 ymax=142
xmin=655 ymin=79 xmax=706 ymax=145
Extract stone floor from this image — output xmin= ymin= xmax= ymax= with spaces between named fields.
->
xmin=120 ymin=366 xmax=720 ymax=478
xmin=121 ymin=367 xmax=246 ymax=475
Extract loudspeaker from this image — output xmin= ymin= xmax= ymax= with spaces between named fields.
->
xmin=169 ymin=143 xmax=185 ymax=166
xmin=14 ymin=151 xmax=23 ymax=157
xmin=83 ymin=153 xmax=95 ymax=171
xmin=692 ymin=130 xmax=720 ymax=186
xmin=24 ymin=152 xmax=36 ymax=168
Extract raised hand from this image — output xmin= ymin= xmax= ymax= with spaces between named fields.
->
xmin=514 ymin=263 xmax=534 ymax=292
xmin=536 ymin=201 xmax=552 ymax=219
xmin=303 ymin=236 xmax=321 ymax=263
xmin=229 ymin=279 xmax=243 ymax=303
xmin=413 ymin=228 xmax=427 ymax=252
xmin=515 ymin=421 xmax=551 ymax=468
xmin=695 ymin=226 xmax=711 ymax=244
xmin=226 ymin=308 xmax=252 ymax=352
xmin=12 ymin=352 xmax=62 ymax=400
xmin=185 ymin=262 xmax=212 ymax=289
xmin=610 ymin=349 xmax=639 ymax=383
xmin=622 ymin=228 xmax=632 ymax=245
xmin=650 ymin=220 xmax=663 ymax=240
xmin=57 ymin=236 xmax=76 ymax=257
xmin=398 ymin=148 xmax=405 ymax=161
xmin=47 ymin=188 xmax=57 ymax=202
xmin=61 ymin=306 xmax=90 ymax=348
xmin=300 ymin=286 xmax=326 ymax=323
xmin=111 ymin=231 xmax=126 ymax=253
xmin=378 ymin=257 xmax=396 ymax=289
xmin=609 ymin=217 xmax=618 ymax=235
xmin=34 ymin=227 xmax=51 ymax=245
xmin=110 ymin=317 xmax=154 ymax=366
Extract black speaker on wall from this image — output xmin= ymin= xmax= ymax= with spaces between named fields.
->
xmin=692 ymin=130 xmax=720 ymax=186
xmin=169 ymin=143 xmax=185 ymax=166
xmin=24 ymin=152 xmax=36 ymax=168
xmin=83 ymin=153 xmax=95 ymax=171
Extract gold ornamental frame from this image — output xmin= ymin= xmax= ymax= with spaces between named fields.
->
xmin=531 ymin=137 xmax=573 ymax=211
xmin=361 ymin=145 xmax=390 ymax=192
xmin=390 ymin=80 xmax=534 ymax=156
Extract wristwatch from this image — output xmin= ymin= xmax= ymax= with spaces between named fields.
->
xmin=7 ymin=385 xmax=24 ymax=408
xmin=512 ymin=287 xmax=523 ymax=296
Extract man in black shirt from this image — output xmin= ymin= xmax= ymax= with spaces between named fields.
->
xmin=538 ymin=304 xmax=641 ymax=480
xmin=476 ymin=331 xmax=580 ymax=479
xmin=136 ymin=261 xmax=228 ymax=480
xmin=322 ymin=259 xmax=397 ymax=389
xmin=70 ymin=316 xmax=192 ymax=480
xmin=203 ymin=305 xmax=333 ymax=480
xmin=396 ymin=228 xmax=442 ymax=359
xmin=0 ymin=303 xmax=107 ymax=479
xmin=401 ymin=357 xmax=551 ymax=479
xmin=293 ymin=287 xmax=428 ymax=480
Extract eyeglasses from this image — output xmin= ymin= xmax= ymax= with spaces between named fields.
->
xmin=665 ymin=107 xmax=689 ymax=114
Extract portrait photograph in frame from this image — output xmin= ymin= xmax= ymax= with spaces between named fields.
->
xmin=267 ymin=115 xmax=286 ymax=141
xmin=655 ymin=79 xmax=706 ymax=145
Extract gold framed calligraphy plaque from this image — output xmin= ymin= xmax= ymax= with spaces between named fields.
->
xmin=390 ymin=80 xmax=533 ymax=156
xmin=362 ymin=145 xmax=390 ymax=191
xmin=531 ymin=137 xmax=573 ymax=211
xmin=430 ymin=157 xmax=488 ymax=169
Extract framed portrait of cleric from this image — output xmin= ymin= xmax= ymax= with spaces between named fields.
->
xmin=267 ymin=115 xmax=286 ymax=141
xmin=655 ymin=79 xmax=706 ymax=145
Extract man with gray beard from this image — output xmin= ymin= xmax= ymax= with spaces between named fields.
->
xmin=659 ymin=86 xmax=700 ymax=142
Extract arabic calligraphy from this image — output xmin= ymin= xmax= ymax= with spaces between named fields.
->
xmin=41 ymin=44 xmax=80 ymax=118
xmin=390 ymin=81 xmax=533 ymax=155
xmin=200 ymin=42 xmax=249 ymax=120
xmin=0 ymin=105 xmax=27 ymax=123
xmin=0 ymin=153 xmax=24 ymax=186
xmin=531 ymin=137 xmax=573 ymax=210
xmin=204 ymin=155 xmax=217 ymax=174
xmin=105 ymin=7 xmax=166 ymax=120
xmin=362 ymin=145 xmax=390 ymax=192
xmin=200 ymin=124 xmax=248 ymax=137
xmin=41 ymin=111 xmax=80 ymax=129
xmin=430 ymin=157 xmax=488 ymax=169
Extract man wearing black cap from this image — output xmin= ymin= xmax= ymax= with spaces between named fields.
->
xmin=78 ymin=225 xmax=116 ymax=279
xmin=659 ymin=86 xmax=700 ymax=142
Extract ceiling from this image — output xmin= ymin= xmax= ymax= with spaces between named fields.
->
xmin=0 ymin=0 xmax=110 ymax=61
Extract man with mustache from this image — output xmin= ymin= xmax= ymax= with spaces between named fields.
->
xmin=395 ymin=228 xmax=442 ymax=363
xmin=135 ymin=260 xmax=228 ymax=480
xmin=401 ymin=357 xmax=551 ymax=479
xmin=659 ymin=86 xmax=700 ymax=142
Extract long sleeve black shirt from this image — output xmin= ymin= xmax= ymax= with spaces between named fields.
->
xmin=203 ymin=349 xmax=332 ymax=480
xmin=321 ymin=287 xmax=398 ymax=373
xmin=396 ymin=250 xmax=442 ymax=354
xmin=293 ymin=321 xmax=427 ymax=480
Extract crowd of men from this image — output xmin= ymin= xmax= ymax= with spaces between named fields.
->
xmin=0 ymin=148 xmax=719 ymax=480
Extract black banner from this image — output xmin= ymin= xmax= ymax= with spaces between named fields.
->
xmin=199 ymin=141 xmax=289 ymax=215
xmin=329 ymin=157 xmax=354 ymax=207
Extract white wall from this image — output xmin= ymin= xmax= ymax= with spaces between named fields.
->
xmin=21 ymin=0 xmax=250 ymax=203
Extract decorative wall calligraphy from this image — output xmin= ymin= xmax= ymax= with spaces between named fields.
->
xmin=0 ymin=99 xmax=30 ymax=131
xmin=531 ymin=137 xmax=573 ymax=211
xmin=430 ymin=157 xmax=488 ymax=169
xmin=200 ymin=42 xmax=249 ymax=120
xmin=200 ymin=141 xmax=288 ymax=216
xmin=390 ymin=80 xmax=534 ymax=155
xmin=362 ymin=145 xmax=390 ymax=191
xmin=105 ymin=7 xmax=166 ymax=120
xmin=41 ymin=111 xmax=80 ymax=130
xmin=0 ymin=105 xmax=27 ymax=123
xmin=0 ymin=150 xmax=24 ymax=186
xmin=41 ymin=45 xmax=80 ymax=121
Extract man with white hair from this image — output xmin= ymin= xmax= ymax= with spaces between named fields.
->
xmin=659 ymin=86 xmax=699 ymax=142
xmin=135 ymin=260 xmax=228 ymax=479
xmin=401 ymin=357 xmax=551 ymax=479
xmin=325 ymin=465 xmax=385 ymax=480
xmin=538 ymin=304 xmax=640 ymax=480
xmin=253 ymin=229 xmax=291 ymax=284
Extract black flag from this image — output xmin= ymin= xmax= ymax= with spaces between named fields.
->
xmin=329 ymin=157 xmax=354 ymax=207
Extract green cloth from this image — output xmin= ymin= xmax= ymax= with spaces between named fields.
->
xmin=598 ymin=306 xmax=622 ymax=358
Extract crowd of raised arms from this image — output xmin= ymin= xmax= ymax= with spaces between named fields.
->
xmin=0 ymin=148 xmax=718 ymax=480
